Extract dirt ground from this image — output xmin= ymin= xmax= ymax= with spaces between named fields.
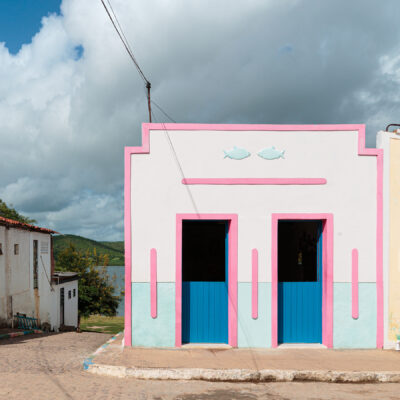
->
xmin=1 ymin=332 xmax=400 ymax=400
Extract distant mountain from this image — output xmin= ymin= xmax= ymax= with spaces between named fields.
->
xmin=53 ymin=234 xmax=124 ymax=266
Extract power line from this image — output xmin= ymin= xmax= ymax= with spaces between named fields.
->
xmin=100 ymin=0 xmax=152 ymax=121
xmin=100 ymin=0 xmax=149 ymax=84
xmin=151 ymin=100 xmax=176 ymax=123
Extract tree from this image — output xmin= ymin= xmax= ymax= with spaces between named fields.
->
xmin=0 ymin=199 xmax=36 ymax=224
xmin=55 ymin=243 xmax=120 ymax=327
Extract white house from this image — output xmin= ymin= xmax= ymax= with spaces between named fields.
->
xmin=124 ymin=123 xmax=383 ymax=349
xmin=0 ymin=216 xmax=78 ymax=331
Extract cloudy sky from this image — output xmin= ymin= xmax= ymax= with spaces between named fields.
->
xmin=0 ymin=0 xmax=399 ymax=241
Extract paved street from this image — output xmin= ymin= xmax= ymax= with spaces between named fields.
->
xmin=1 ymin=332 xmax=400 ymax=399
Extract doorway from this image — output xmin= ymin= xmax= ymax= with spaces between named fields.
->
xmin=182 ymin=220 xmax=228 ymax=343
xmin=278 ymin=220 xmax=323 ymax=343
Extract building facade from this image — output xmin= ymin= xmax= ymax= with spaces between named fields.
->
xmin=0 ymin=217 xmax=78 ymax=330
xmin=125 ymin=124 xmax=383 ymax=349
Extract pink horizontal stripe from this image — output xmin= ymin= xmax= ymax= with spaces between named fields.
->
xmin=182 ymin=178 xmax=327 ymax=185
xmin=252 ymin=249 xmax=258 ymax=319
xmin=352 ymin=249 xmax=359 ymax=320
xmin=150 ymin=248 xmax=157 ymax=319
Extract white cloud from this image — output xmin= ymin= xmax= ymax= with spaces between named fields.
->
xmin=0 ymin=0 xmax=400 ymax=239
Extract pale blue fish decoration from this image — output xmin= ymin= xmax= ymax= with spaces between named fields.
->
xmin=257 ymin=146 xmax=285 ymax=160
xmin=223 ymin=146 xmax=251 ymax=160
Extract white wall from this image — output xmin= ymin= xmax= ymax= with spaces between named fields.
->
xmin=54 ymin=281 xmax=78 ymax=328
xmin=0 ymin=227 xmax=60 ymax=329
xmin=130 ymin=128 xmax=378 ymax=284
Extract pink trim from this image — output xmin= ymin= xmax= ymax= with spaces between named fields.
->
xmin=124 ymin=148 xmax=132 ymax=347
xmin=252 ymin=249 xmax=258 ymax=319
xmin=150 ymin=248 xmax=157 ymax=319
xmin=125 ymin=123 xmax=383 ymax=348
xmin=182 ymin=178 xmax=327 ymax=185
xmin=357 ymin=126 xmax=384 ymax=348
xmin=175 ymin=214 xmax=238 ymax=347
xmin=271 ymin=214 xmax=334 ymax=348
xmin=352 ymin=249 xmax=359 ymax=320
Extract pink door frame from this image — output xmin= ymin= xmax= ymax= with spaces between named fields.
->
xmin=175 ymin=214 xmax=238 ymax=347
xmin=271 ymin=213 xmax=334 ymax=348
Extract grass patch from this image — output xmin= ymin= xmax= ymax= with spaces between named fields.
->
xmin=81 ymin=315 xmax=124 ymax=335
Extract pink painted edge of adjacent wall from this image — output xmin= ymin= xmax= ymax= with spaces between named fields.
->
xmin=175 ymin=214 xmax=238 ymax=347
xmin=271 ymin=214 xmax=334 ymax=348
xmin=252 ymin=249 xmax=258 ymax=319
xmin=150 ymin=248 xmax=157 ymax=319
xmin=357 ymin=126 xmax=383 ymax=348
xmin=352 ymin=249 xmax=359 ymax=320
xmin=124 ymin=148 xmax=132 ymax=347
xmin=124 ymin=123 xmax=383 ymax=348
xmin=182 ymin=178 xmax=327 ymax=185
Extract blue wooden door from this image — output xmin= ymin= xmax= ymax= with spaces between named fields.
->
xmin=278 ymin=221 xmax=322 ymax=343
xmin=182 ymin=221 xmax=228 ymax=344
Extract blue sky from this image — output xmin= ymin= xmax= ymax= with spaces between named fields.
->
xmin=0 ymin=0 xmax=399 ymax=241
xmin=0 ymin=0 xmax=61 ymax=54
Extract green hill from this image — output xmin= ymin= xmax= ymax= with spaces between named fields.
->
xmin=53 ymin=234 xmax=124 ymax=266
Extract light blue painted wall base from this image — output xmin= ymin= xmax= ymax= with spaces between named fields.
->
xmin=131 ymin=283 xmax=175 ymax=347
xmin=333 ymin=283 xmax=376 ymax=348
xmin=238 ymin=283 xmax=271 ymax=348
xmin=130 ymin=282 xmax=377 ymax=349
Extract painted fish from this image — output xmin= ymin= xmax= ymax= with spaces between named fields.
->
xmin=223 ymin=146 xmax=251 ymax=160
xmin=257 ymin=146 xmax=285 ymax=160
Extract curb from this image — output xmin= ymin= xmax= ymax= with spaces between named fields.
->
xmin=86 ymin=364 xmax=400 ymax=383
xmin=83 ymin=331 xmax=123 ymax=371
xmin=0 ymin=329 xmax=43 ymax=341
xmin=84 ymin=333 xmax=400 ymax=383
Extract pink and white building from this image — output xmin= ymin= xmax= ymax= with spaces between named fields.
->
xmin=124 ymin=124 xmax=383 ymax=348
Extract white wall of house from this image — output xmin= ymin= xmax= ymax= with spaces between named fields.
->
xmin=0 ymin=226 xmax=76 ymax=330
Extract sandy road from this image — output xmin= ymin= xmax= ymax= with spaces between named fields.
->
xmin=1 ymin=332 xmax=400 ymax=400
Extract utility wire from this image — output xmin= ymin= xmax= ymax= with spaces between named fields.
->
xmin=100 ymin=0 xmax=149 ymax=84
xmin=100 ymin=0 xmax=153 ymax=121
xmin=151 ymin=100 xmax=176 ymax=123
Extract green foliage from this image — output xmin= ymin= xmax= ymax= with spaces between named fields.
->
xmin=81 ymin=315 xmax=124 ymax=335
xmin=56 ymin=243 xmax=121 ymax=319
xmin=0 ymin=199 xmax=36 ymax=224
xmin=53 ymin=234 xmax=124 ymax=266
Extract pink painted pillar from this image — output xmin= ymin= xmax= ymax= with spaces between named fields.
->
xmin=352 ymin=249 xmax=359 ymax=319
xmin=252 ymin=249 xmax=258 ymax=319
xmin=150 ymin=248 xmax=157 ymax=319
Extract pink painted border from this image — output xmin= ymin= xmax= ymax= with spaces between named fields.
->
xmin=150 ymin=248 xmax=157 ymax=319
xmin=271 ymin=214 xmax=334 ymax=348
xmin=182 ymin=178 xmax=327 ymax=185
xmin=124 ymin=123 xmax=383 ymax=348
xmin=252 ymin=249 xmax=258 ymax=319
xmin=352 ymin=249 xmax=359 ymax=320
xmin=175 ymin=214 xmax=238 ymax=347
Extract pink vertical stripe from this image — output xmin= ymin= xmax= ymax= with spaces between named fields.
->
xmin=252 ymin=249 xmax=258 ymax=319
xmin=325 ymin=215 xmax=334 ymax=348
xmin=271 ymin=216 xmax=278 ymax=347
xmin=352 ymin=249 xmax=359 ymax=319
xmin=228 ymin=216 xmax=238 ymax=347
xmin=124 ymin=148 xmax=132 ymax=347
xmin=376 ymin=152 xmax=384 ymax=348
xmin=150 ymin=249 xmax=157 ymax=319
xmin=175 ymin=218 xmax=182 ymax=347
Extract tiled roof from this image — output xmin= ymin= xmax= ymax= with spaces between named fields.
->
xmin=0 ymin=216 xmax=58 ymax=234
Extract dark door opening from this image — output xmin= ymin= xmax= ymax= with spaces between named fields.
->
xmin=60 ymin=288 xmax=65 ymax=326
xmin=278 ymin=220 xmax=323 ymax=343
xmin=182 ymin=220 xmax=228 ymax=343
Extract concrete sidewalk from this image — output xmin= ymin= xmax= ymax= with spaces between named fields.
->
xmin=86 ymin=333 xmax=400 ymax=383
